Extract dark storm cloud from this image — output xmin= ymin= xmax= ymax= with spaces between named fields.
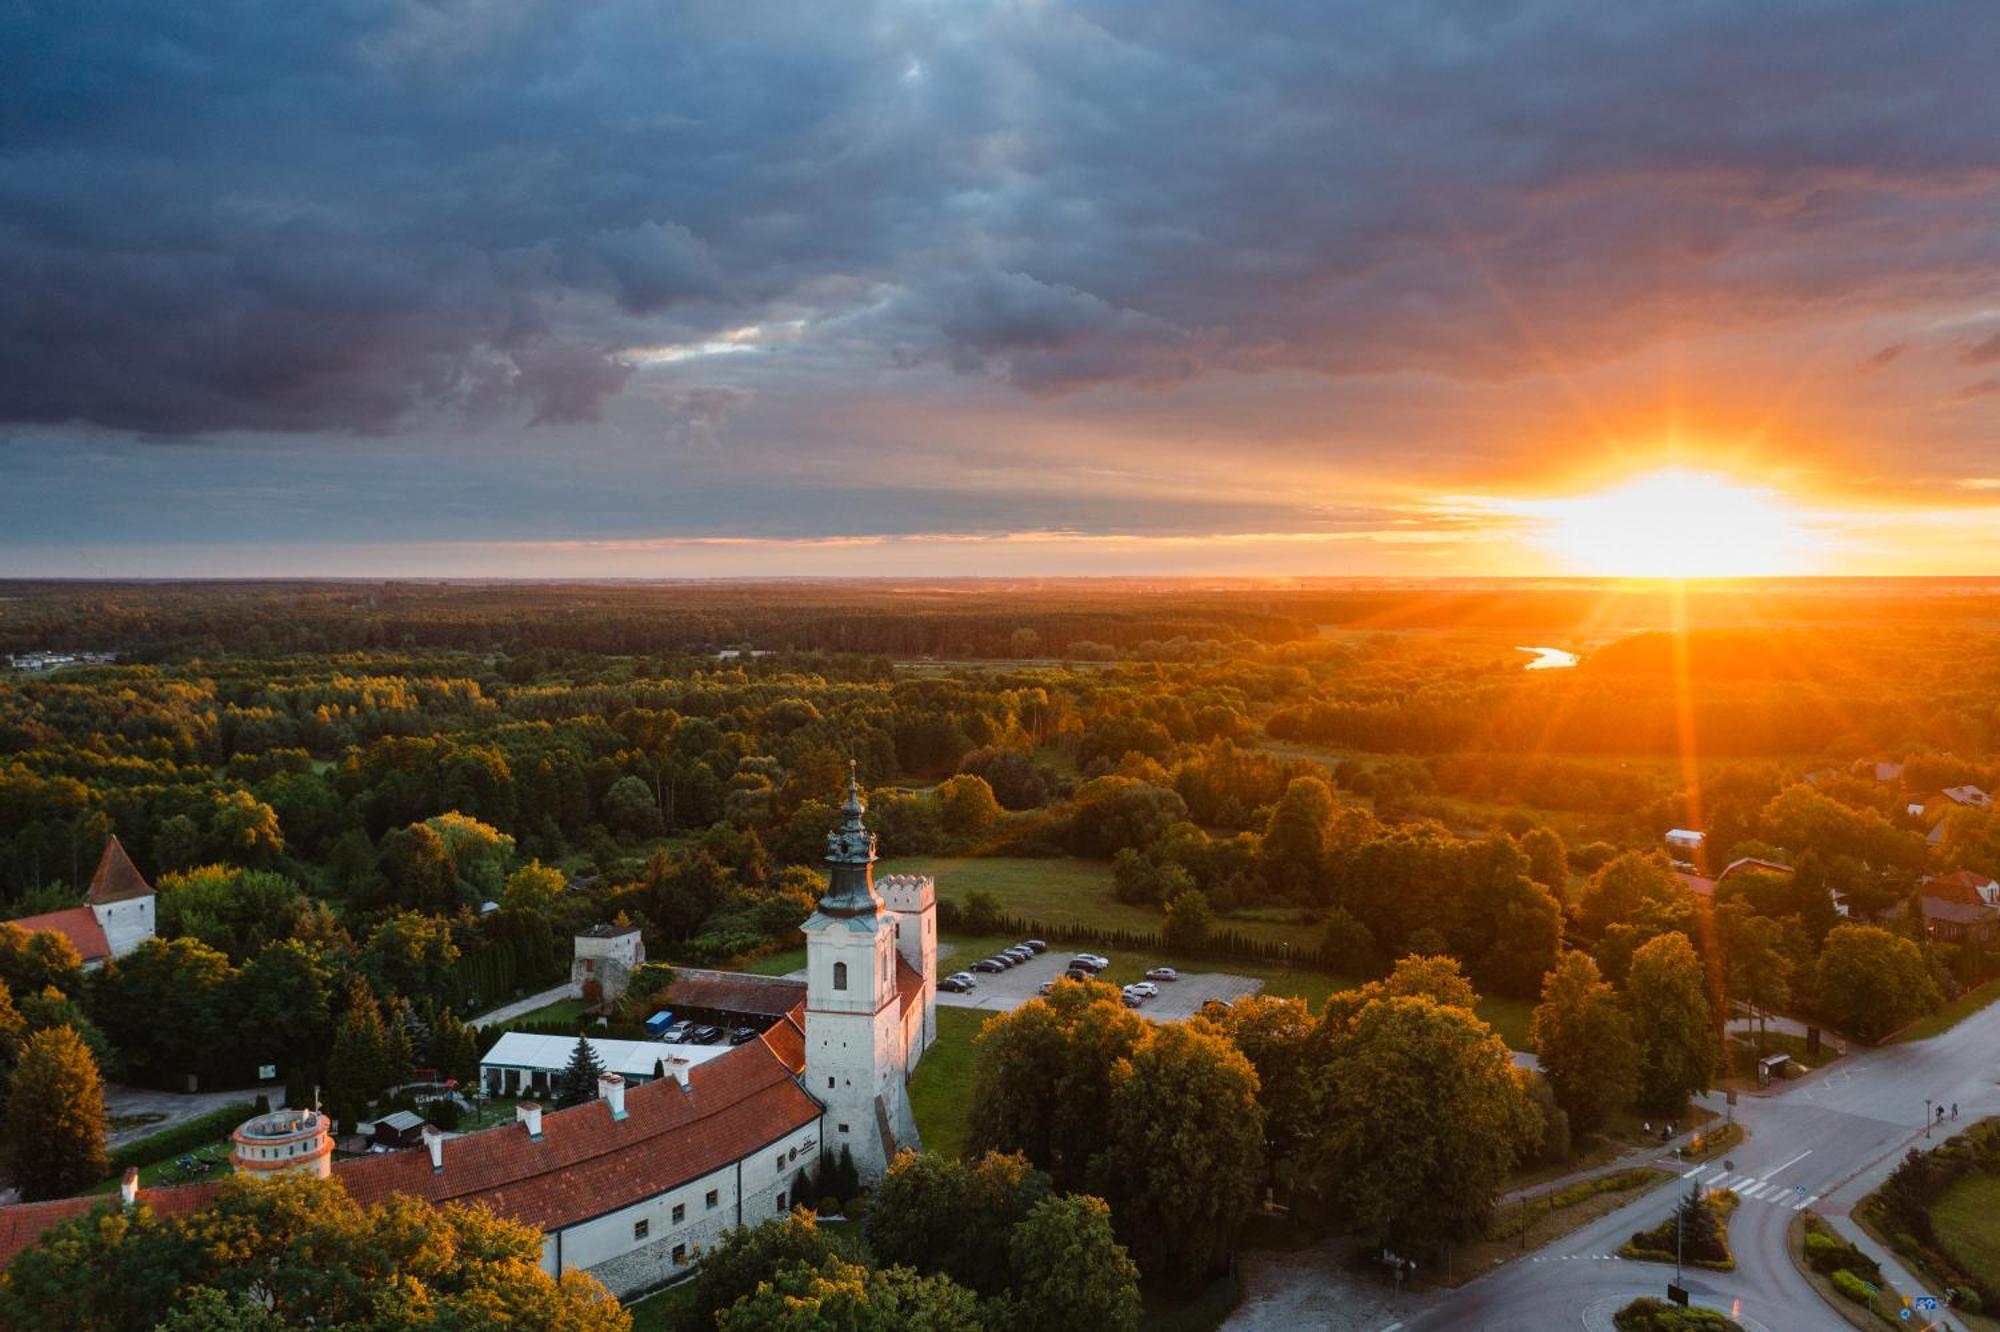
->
xmin=2 ymin=0 xmax=1997 ymax=437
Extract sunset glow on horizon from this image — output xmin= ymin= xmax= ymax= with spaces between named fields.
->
xmin=1511 ymin=468 xmax=1822 ymax=579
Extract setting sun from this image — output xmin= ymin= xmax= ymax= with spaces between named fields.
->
xmin=1522 ymin=468 xmax=1816 ymax=578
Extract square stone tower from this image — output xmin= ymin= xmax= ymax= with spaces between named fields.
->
xmin=801 ymin=769 xmax=919 ymax=1183
xmin=878 ymin=872 xmax=936 ymax=1058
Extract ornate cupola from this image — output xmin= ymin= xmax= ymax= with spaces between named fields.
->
xmin=817 ymin=764 xmax=882 ymax=917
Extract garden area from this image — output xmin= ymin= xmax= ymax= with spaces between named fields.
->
xmin=1619 ymin=1183 xmax=1738 ymax=1270
xmin=1856 ymin=1117 xmax=2000 ymax=1322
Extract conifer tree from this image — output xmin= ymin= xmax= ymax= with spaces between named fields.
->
xmin=5 ymin=1024 xmax=109 ymax=1201
xmin=327 ymin=984 xmax=394 ymax=1124
xmin=554 ymin=1033 xmax=605 ymax=1108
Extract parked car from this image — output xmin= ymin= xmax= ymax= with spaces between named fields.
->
xmin=1037 ymin=980 xmax=1054 ymax=994
xmin=690 ymin=1024 xmax=725 ymax=1044
xmin=728 ymin=1026 xmax=759 ymax=1045
xmin=1145 ymin=967 xmax=1178 ymax=982
xmin=661 ymin=1021 xmax=695 ymax=1043
xmin=1068 ymin=954 xmax=1109 ymax=973
xmin=972 ymin=958 xmax=1008 ymax=974
xmin=1121 ymin=991 xmax=1144 ymax=1008
xmin=1002 ymin=946 xmax=1031 ymax=962
xmin=1022 ymin=939 xmax=1048 ymax=954
xmin=1129 ymin=981 xmax=1159 ymax=999
xmin=940 ymin=974 xmax=975 ymax=992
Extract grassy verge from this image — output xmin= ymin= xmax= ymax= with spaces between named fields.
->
xmin=513 ymin=996 xmax=590 ymax=1026
xmin=908 ymin=1006 xmax=989 ymax=1160
xmin=1487 ymin=1167 xmax=1671 ymax=1242
xmin=1894 ymin=978 xmax=2000 ymax=1044
xmin=1932 ymin=1172 xmax=2000 ymax=1286
xmin=1789 ymin=1213 xmax=1904 ymax=1330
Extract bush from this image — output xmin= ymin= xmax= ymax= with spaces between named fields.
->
xmin=424 ymin=1099 xmax=465 ymax=1131
xmin=107 ymin=1101 xmax=258 ymax=1175
xmin=1612 ymin=1296 xmax=1742 ymax=1330
xmin=1803 ymin=1230 xmax=1880 ymax=1284
xmin=1831 ymin=1269 xmax=1876 ymax=1304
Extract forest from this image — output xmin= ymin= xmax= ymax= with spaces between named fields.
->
xmin=4 ymin=579 xmax=2000 ymax=1323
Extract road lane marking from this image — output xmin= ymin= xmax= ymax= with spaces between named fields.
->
xmin=1792 ymin=1193 xmax=1819 ymax=1211
xmin=1761 ymin=1149 xmax=1813 ymax=1181
xmin=1741 ymin=1183 xmax=1770 ymax=1199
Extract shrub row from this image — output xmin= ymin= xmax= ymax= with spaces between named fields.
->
xmin=943 ymin=906 xmax=1342 ymax=973
xmin=108 ymin=1101 xmax=259 ymax=1175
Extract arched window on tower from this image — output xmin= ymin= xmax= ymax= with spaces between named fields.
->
xmin=833 ymin=961 xmax=848 ymax=990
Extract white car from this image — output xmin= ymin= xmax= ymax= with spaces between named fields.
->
xmin=1129 ymin=981 xmax=1160 ymax=999
xmin=1145 ymin=967 xmax=1178 ymax=982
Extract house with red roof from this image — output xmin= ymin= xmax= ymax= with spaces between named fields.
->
xmin=2 ymin=836 xmax=156 ymax=967
xmin=0 ymin=784 xmax=936 ymax=1297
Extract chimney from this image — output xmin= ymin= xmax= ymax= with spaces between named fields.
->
xmin=119 ymin=1166 xmax=139 ymax=1208
xmin=668 ymin=1057 xmax=691 ymax=1091
xmin=423 ymin=1124 xmax=445 ymax=1172
xmin=600 ymin=1072 xmax=627 ymax=1120
xmin=517 ymin=1100 xmax=543 ymax=1139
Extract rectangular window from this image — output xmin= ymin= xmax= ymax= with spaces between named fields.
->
xmin=775 ymin=1154 xmax=784 ymax=1171
xmin=777 ymin=1192 xmax=787 ymax=1211
xmin=827 ymin=1076 xmax=835 ymax=1090
xmin=632 ymin=1219 xmax=649 ymax=1241
xmin=672 ymin=1244 xmax=687 ymax=1265
xmin=672 ymin=1204 xmax=685 ymax=1224
xmin=706 ymin=1189 xmax=719 ymax=1209
xmin=837 ymin=1123 xmax=849 ymax=1134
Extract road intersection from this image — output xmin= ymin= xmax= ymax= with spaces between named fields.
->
xmin=1395 ymin=996 xmax=2000 ymax=1331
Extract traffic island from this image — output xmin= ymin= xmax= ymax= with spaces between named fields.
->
xmin=1613 ymin=1296 xmax=1744 ymax=1331
xmin=1787 ymin=1212 xmax=1907 ymax=1330
xmin=1618 ymin=1184 xmax=1738 ymax=1271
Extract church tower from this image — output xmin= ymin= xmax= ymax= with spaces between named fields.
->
xmin=801 ymin=769 xmax=920 ymax=1182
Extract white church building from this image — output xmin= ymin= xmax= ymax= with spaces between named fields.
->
xmin=0 ymin=775 xmax=937 ymax=1298
xmin=3 ymin=835 xmax=156 ymax=967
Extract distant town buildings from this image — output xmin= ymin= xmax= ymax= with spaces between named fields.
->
xmin=3 ymin=650 xmax=116 ymax=673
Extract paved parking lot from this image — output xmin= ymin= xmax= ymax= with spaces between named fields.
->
xmin=933 ymin=944 xmax=1263 ymax=1022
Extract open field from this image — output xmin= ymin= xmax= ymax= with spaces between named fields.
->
xmin=878 ymin=854 xmax=1308 ymax=950
xmin=1933 ymin=1173 xmax=2000 ymax=1288
xmin=512 ymin=996 xmax=589 ymax=1027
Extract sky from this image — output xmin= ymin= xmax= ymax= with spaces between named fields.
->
xmin=4 ymin=0 xmax=2000 ymax=578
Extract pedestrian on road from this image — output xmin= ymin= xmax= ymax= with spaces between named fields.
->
xmin=1952 ymin=1103 xmax=1958 ymax=1119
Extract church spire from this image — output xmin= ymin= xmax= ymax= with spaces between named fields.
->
xmin=817 ymin=762 xmax=881 ymax=916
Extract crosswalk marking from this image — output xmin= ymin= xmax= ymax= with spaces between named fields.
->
xmin=1792 ymin=1193 xmax=1819 ymax=1211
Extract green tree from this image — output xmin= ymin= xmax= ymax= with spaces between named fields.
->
xmin=4 ymin=1024 xmax=109 ymax=1201
xmin=1311 ymin=994 xmax=1538 ymax=1252
xmin=687 ymin=1210 xmax=840 ymax=1326
xmin=1575 ymin=852 xmax=1693 ymax=941
xmin=1813 ymin=924 xmax=1941 ymax=1042
xmin=993 ymin=1193 xmax=1141 ymax=1332
xmin=358 ymin=910 xmax=461 ymax=1000
xmin=205 ymin=790 xmax=286 ymax=867
xmin=937 ymin=775 xmax=1002 ymax=838
xmin=501 ymin=859 xmax=567 ymax=914
xmin=1204 ymin=994 xmax=1320 ymax=1190
xmin=1531 ymin=951 xmax=1639 ymax=1134
xmin=865 ymin=1150 xmax=1052 ymax=1296
xmin=554 ymin=1034 xmax=606 ymax=1109
xmin=326 ymin=984 xmax=400 ymax=1123
xmin=716 ymin=1254 xmax=983 ymax=1332
xmin=1260 ymin=775 xmax=1338 ymax=901
xmin=1520 ymin=826 xmax=1569 ymax=892
xmin=156 ymin=865 xmax=307 ymax=963
xmin=429 ymin=1008 xmax=480 ymax=1084
xmin=0 ymin=1174 xmax=631 ymax=1331
xmin=374 ymin=821 xmax=459 ymax=912
xmin=605 ymin=776 xmax=662 ymax=840
xmin=153 ymin=1288 xmax=288 ymax=1331
xmin=94 ymin=936 xmax=236 ymax=1081
xmin=235 ymin=939 xmax=333 ymax=1073
xmin=1097 ymin=1021 xmax=1264 ymax=1280
xmin=1626 ymin=932 xmax=1716 ymax=1114
xmin=1161 ymin=886 xmax=1215 ymax=953
xmin=1066 ymin=778 xmax=1187 ymax=857
xmin=0 ymin=923 xmax=85 ymax=998
xmin=966 ymin=981 xmax=1150 ymax=1190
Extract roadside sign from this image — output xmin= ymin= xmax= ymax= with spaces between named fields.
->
xmin=1667 ymin=1283 xmax=1690 ymax=1307
xmin=1726 ymin=1088 xmax=1737 ymax=1106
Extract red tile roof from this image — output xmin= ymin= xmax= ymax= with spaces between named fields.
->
xmin=85 ymin=836 xmax=153 ymax=905
xmin=4 ymin=906 xmax=110 ymax=964
xmin=667 ymin=968 xmax=808 ymax=1018
xmin=896 ymin=955 xmax=926 ymax=1016
xmin=760 ymin=1003 xmax=808 ymax=1074
xmin=335 ymin=1033 xmax=820 ymax=1233
xmin=1673 ymin=871 xmax=1716 ymax=899
xmin=0 ymin=1035 xmax=822 ymax=1270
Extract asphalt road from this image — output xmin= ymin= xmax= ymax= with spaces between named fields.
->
xmin=1395 ymin=997 xmax=2000 ymax=1331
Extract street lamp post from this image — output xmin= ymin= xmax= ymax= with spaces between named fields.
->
xmin=1925 ymin=1098 xmax=1933 ymax=1138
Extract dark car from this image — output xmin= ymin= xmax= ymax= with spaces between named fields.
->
xmin=1003 ymin=947 xmax=1033 ymax=963
xmin=1064 ymin=964 xmax=1096 ymax=982
xmin=690 ymin=1024 xmax=725 ymax=1044
xmin=972 ymin=958 xmax=1008 ymax=974
xmin=940 ymin=974 xmax=975 ymax=992
xmin=1022 ymin=939 xmax=1048 ymax=954
xmin=727 ymin=1026 xmax=759 ymax=1045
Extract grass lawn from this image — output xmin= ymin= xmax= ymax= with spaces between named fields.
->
xmin=87 ymin=1137 xmax=234 ymax=1195
xmin=514 ymin=996 xmax=590 ymax=1026
xmin=730 ymin=943 xmax=806 ymax=976
xmin=1933 ymin=1172 xmax=2000 ymax=1284
xmin=877 ymin=854 xmax=1306 ymax=950
xmin=1895 ymin=978 xmax=2000 ymax=1043
xmin=909 ymin=1006 xmax=989 ymax=1160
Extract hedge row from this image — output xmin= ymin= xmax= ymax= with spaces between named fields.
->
xmin=951 ymin=908 xmax=1333 ymax=972
xmin=109 ymin=1101 xmax=259 ymax=1174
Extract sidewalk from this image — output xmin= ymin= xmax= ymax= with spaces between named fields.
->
xmin=1820 ymin=1213 xmax=1959 ymax=1332
xmin=1499 ymin=1110 xmax=1733 ymax=1206
xmin=469 ymin=983 xmax=573 ymax=1027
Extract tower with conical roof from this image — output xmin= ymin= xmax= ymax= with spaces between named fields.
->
xmin=800 ymin=765 xmax=923 ymax=1182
